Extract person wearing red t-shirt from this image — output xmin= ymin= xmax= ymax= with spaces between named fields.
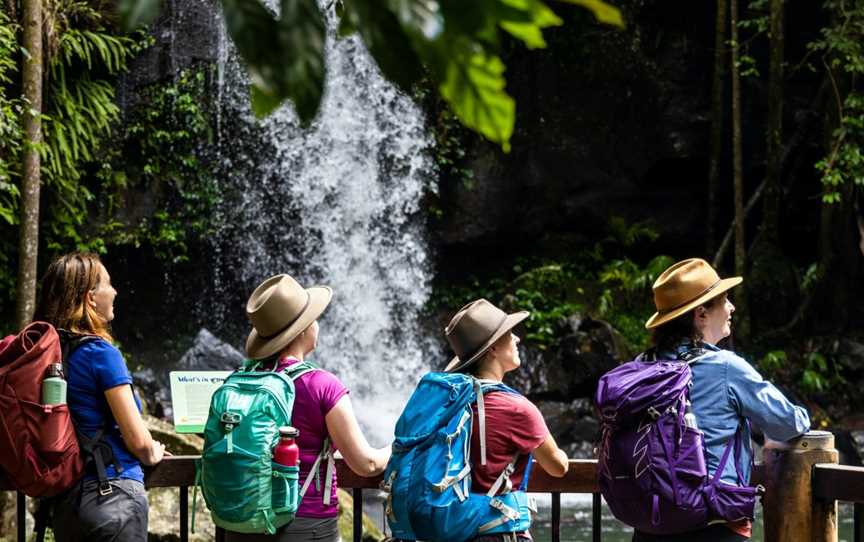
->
xmin=444 ymin=299 xmax=570 ymax=542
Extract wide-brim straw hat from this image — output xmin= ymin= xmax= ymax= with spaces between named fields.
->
xmin=245 ymin=274 xmax=332 ymax=360
xmin=645 ymin=258 xmax=742 ymax=329
xmin=444 ymin=298 xmax=529 ymax=373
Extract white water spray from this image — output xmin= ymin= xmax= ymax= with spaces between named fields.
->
xmin=209 ymin=4 xmax=439 ymax=445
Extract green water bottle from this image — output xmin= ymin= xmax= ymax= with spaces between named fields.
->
xmin=42 ymin=363 xmax=67 ymax=405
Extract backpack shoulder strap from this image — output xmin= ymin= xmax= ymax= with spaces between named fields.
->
xmin=678 ymin=346 xmax=709 ymax=364
xmin=58 ymin=330 xmax=123 ymax=496
xmin=284 ymin=360 xmax=318 ymax=381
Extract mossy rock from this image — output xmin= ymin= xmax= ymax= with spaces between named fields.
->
xmin=144 ymin=414 xmax=204 ymax=455
xmin=337 ymin=489 xmax=385 ymax=542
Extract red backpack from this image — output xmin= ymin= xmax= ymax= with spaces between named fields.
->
xmin=0 ymin=321 xmax=85 ymax=497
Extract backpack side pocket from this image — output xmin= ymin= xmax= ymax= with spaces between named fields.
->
xmin=271 ymin=462 xmax=299 ymax=514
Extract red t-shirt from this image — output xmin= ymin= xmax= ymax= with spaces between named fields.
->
xmin=469 ymin=391 xmax=550 ymax=494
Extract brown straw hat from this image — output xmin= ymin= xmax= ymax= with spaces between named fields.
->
xmin=644 ymin=258 xmax=742 ymax=329
xmin=245 ymin=274 xmax=332 ymax=360
xmin=443 ymin=299 xmax=529 ymax=373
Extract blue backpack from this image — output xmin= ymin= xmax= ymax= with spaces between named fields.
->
xmin=382 ymin=372 xmax=535 ymax=542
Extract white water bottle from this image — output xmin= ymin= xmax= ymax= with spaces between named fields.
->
xmin=683 ymin=400 xmax=698 ymax=430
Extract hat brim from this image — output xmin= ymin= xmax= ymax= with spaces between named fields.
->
xmin=245 ymin=285 xmax=332 ymax=359
xmin=444 ymin=311 xmax=529 ymax=373
xmin=645 ymin=276 xmax=742 ymax=329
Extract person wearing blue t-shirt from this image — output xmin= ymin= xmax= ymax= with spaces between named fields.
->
xmin=34 ymin=253 xmax=169 ymax=542
xmin=634 ymin=258 xmax=810 ymax=542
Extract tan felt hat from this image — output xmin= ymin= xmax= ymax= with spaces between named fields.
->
xmin=645 ymin=258 xmax=742 ymax=329
xmin=245 ymin=274 xmax=332 ymax=360
xmin=444 ymin=298 xmax=529 ymax=373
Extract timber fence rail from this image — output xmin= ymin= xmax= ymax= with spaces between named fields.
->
xmin=4 ymin=430 xmax=864 ymax=542
xmin=1 ymin=457 xmax=604 ymax=542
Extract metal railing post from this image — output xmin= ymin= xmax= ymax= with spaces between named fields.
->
xmin=353 ymin=488 xmax=363 ymax=542
xmin=551 ymin=491 xmax=561 ymax=542
xmin=180 ymin=486 xmax=189 ymax=542
xmin=763 ymin=430 xmax=838 ymax=542
xmin=592 ymin=492 xmax=601 ymax=542
xmin=855 ymin=503 xmax=863 ymax=542
xmin=16 ymin=491 xmax=24 ymax=542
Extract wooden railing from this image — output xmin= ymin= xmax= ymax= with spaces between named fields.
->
xmin=5 ymin=431 xmax=864 ymax=542
xmin=812 ymin=464 xmax=864 ymax=542
xmin=2 ymin=457 xmax=605 ymax=542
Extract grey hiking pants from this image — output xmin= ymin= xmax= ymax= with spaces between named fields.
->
xmin=52 ymin=478 xmax=148 ymax=542
xmin=225 ymin=516 xmax=341 ymax=542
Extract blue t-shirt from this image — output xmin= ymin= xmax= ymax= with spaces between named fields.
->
xmin=658 ymin=341 xmax=811 ymax=485
xmin=67 ymin=338 xmax=144 ymax=483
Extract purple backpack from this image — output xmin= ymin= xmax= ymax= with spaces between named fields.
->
xmin=595 ymin=349 xmax=760 ymax=535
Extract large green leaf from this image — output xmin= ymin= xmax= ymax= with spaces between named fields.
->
xmin=221 ymin=0 xmax=326 ymax=121
xmin=439 ymin=48 xmax=514 ymax=151
xmin=341 ymin=0 xmax=425 ymax=92
xmin=558 ymin=0 xmax=624 ymax=27
xmin=498 ymin=0 xmax=562 ymax=49
xmin=118 ymin=0 xmax=161 ymax=31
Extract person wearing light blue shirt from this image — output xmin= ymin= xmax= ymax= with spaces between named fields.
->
xmin=636 ymin=258 xmax=810 ymax=542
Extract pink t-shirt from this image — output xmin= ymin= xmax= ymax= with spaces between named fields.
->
xmin=274 ymin=356 xmax=349 ymax=518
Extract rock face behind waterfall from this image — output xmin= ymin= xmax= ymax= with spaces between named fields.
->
xmin=503 ymin=315 xmax=630 ymax=458
xmin=507 ymin=315 xmax=630 ymax=401
xmin=133 ymin=328 xmax=244 ymax=419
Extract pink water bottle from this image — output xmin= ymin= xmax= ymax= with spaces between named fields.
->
xmin=273 ymin=426 xmax=300 ymax=467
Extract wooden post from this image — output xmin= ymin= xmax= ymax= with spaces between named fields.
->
xmin=763 ymin=430 xmax=838 ymax=542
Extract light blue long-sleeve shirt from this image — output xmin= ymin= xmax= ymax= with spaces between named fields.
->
xmin=661 ymin=341 xmax=811 ymax=486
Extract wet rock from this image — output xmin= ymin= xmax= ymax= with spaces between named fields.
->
xmin=133 ymin=329 xmax=243 ymax=422
xmin=508 ymin=316 xmax=628 ymax=401
xmin=148 ymin=486 xmax=215 ymax=542
xmin=177 ymin=328 xmax=246 ymax=372
xmin=337 ymin=489 xmax=386 ymax=542
xmin=850 ymin=431 xmax=864 ymax=465
xmin=145 ymin=414 xmax=204 ymax=455
xmin=535 ymin=399 xmax=599 ymax=460
xmin=435 ymin=0 xmax=719 ymax=256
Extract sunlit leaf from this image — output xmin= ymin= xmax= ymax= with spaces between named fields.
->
xmin=498 ymin=0 xmax=562 ymax=48
xmin=439 ymin=48 xmax=514 ymax=152
xmin=558 ymin=0 xmax=624 ymax=27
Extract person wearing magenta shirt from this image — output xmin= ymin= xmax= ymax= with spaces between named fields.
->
xmin=444 ymin=299 xmax=571 ymax=542
xmin=226 ymin=274 xmax=390 ymax=542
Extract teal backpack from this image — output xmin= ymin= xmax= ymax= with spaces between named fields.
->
xmin=194 ymin=360 xmax=335 ymax=534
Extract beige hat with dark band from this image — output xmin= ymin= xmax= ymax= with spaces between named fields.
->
xmin=645 ymin=258 xmax=742 ymax=329
xmin=245 ymin=274 xmax=332 ymax=360
xmin=444 ymin=298 xmax=529 ymax=373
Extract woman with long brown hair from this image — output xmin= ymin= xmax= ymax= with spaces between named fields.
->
xmin=35 ymin=252 xmax=167 ymax=542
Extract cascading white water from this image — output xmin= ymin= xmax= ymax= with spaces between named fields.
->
xmin=209 ymin=4 xmax=439 ymax=445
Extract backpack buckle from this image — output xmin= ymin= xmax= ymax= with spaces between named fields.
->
xmin=98 ymin=482 xmax=113 ymax=496
xmin=220 ymin=412 xmax=242 ymax=431
xmin=647 ymin=406 xmax=661 ymax=420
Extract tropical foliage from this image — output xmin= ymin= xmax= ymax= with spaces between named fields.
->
xmin=120 ymin=0 xmax=623 ymax=152
xmin=0 ymin=4 xmax=219 ymax=333
xmin=809 ymin=0 xmax=864 ymax=203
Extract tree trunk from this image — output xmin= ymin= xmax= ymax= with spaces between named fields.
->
xmin=707 ymin=0 xmax=727 ymax=254
xmin=15 ymin=0 xmax=43 ymax=330
xmin=729 ymin=0 xmax=749 ymax=339
xmin=762 ymin=0 xmax=784 ymax=241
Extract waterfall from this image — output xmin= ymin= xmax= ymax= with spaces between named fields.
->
xmin=207 ymin=3 xmax=439 ymax=445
